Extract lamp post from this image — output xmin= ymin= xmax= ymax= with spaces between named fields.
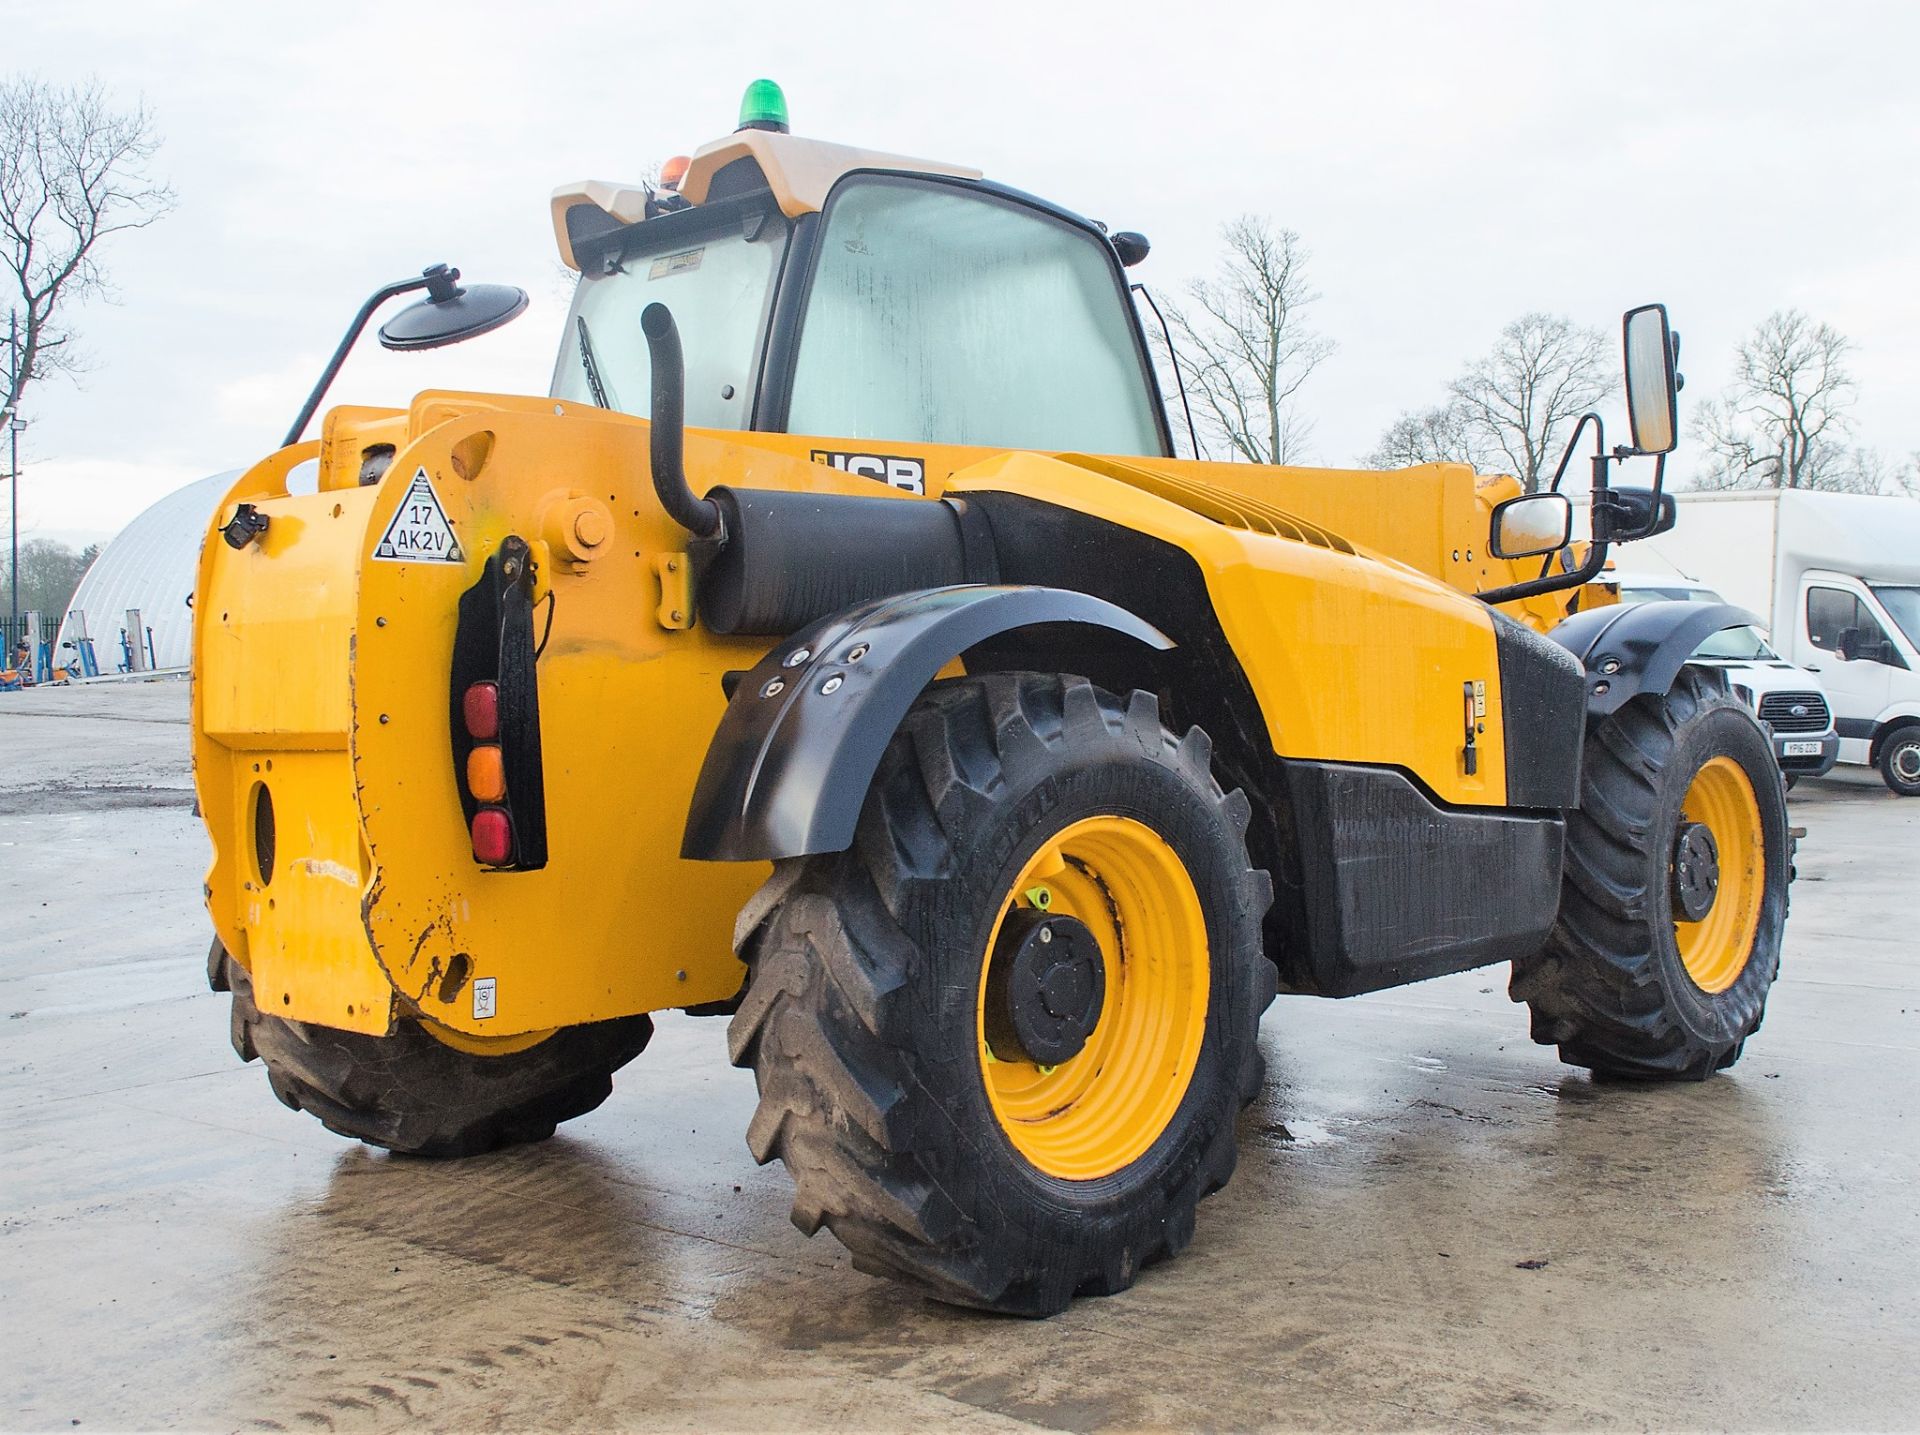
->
xmin=4 ymin=309 xmax=16 ymax=648
xmin=6 ymin=408 xmax=20 ymax=645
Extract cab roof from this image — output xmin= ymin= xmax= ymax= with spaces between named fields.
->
xmin=550 ymin=130 xmax=983 ymax=270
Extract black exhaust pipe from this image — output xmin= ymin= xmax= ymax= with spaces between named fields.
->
xmin=638 ymin=301 xmax=998 ymax=636
xmin=640 ymin=303 xmax=723 ymax=539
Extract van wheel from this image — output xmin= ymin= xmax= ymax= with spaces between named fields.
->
xmin=1512 ymin=667 xmax=1789 ymax=1078
xmin=212 ymin=941 xmax=652 ymax=1156
xmin=729 ymin=674 xmax=1275 ymax=1316
xmin=1880 ymin=728 xmax=1920 ymax=796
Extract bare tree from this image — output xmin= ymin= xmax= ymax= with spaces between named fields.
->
xmin=1363 ymin=402 xmax=1486 ymax=471
xmin=1157 ymin=216 xmax=1334 ymax=464
xmin=1690 ymin=309 xmax=1857 ymax=491
xmin=1 ymin=76 xmax=175 ymax=416
xmin=1446 ymin=313 xmax=1609 ymax=491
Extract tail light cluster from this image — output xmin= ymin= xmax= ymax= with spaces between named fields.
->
xmin=449 ymin=535 xmax=549 ymax=872
xmin=462 ymin=681 xmax=512 ymax=863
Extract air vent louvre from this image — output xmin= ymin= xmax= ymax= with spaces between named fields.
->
xmin=1061 ymin=454 xmax=1357 ymax=554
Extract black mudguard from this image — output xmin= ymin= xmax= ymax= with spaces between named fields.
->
xmin=1549 ymin=599 xmax=1760 ymax=719
xmin=681 ymin=584 xmax=1172 ymax=862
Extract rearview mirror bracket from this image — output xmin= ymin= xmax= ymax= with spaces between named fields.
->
xmin=1476 ymin=301 xmax=1686 ymax=608
xmin=282 ymin=264 xmax=529 ymax=448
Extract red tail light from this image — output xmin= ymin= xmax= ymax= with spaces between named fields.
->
xmin=463 ymin=681 xmax=500 ymax=740
xmin=471 ymin=808 xmax=513 ymax=866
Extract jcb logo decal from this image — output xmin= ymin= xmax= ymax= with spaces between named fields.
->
xmin=811 ymin=450 xmax=926 ymax=495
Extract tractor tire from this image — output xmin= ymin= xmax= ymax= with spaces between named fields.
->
xmin=1879 ymin=727 xmax=1920 ymax=796
xmin=1512 ymin=667 xmax=1788 ymax=1080
xmin=211 ymin=940 xmax=652 ymax=1157
xmin=729 ymin=674 xmax=1275 ymax=1317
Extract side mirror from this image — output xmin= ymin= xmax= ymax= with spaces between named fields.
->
xmin=1622 ymin=303 xmax=1679 ymax=455
xmin=1837 ymin=627 xmax=1861 ymax=662
xmin=286 ymin=263 xmax=531 ymax=446
xmin=1601 ymin=485 xmax=1677 ymax=541
xmin=378 ymin=264 xmax=529 ymax=351
xmin=1489 ymin=492 xmax=1573 ymax=559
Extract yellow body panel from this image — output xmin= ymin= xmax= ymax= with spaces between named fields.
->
xmin=950 ymin=453 xmax=1508 ymax=805
xmin=194 ymin=394 xmax=1594 ymax=1038
xmin=194 ymin=451 xmax=396 ymax=1032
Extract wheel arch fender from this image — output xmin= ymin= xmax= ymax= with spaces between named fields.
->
xmin=681 ymin=584 xmax=1172 ymax=862
xmin=1549 ymin=599 xmax=1762 ymax=719
xmin=1870 ymin=710 xmax=1920 ymax=765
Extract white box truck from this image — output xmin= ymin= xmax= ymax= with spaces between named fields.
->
xmin=1641 ymin=490 xmax=1920 ymax=795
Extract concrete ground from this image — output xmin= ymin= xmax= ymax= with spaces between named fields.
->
xmin=3 ymin=681 xmax=1916 ymax=1433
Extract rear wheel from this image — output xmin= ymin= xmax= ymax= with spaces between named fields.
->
xmin=1512 ymin=667 xmax=1788 ymax=1079
xmin=1880 ymin=727 xmax=1920 ymax=797
xmin=211 ymin=941 xmax=652 ymax=1156
xmin=729 ymin=674 xmax=1274 ymax=1315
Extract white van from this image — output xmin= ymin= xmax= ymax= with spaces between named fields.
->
xmin=1644 ymin=492 xmax=1920 ymax=796
xmin=1609 ymin=572 xmax=1839 ymax=783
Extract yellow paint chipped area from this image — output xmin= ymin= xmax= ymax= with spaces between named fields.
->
xmin=294 ymin=857 xmax=361 ymax=887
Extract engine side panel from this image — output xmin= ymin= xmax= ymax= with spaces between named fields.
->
xmin=953 ymin=452 xmax=1511 ymax=808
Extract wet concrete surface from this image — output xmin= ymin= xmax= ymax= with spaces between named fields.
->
xmin=3 ymin=682 xmax=1917 ymax=1431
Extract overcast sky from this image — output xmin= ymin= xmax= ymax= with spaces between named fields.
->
xmin=10 ymin=0 xmax=1918 ymax=547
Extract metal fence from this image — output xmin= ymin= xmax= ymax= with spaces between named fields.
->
xmin=4 ymin=611 xmax=137 ymax=680
xmin=2 ymin=612 xmax=36 ymax=662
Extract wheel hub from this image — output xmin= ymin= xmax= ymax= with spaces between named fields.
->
xmin=985 ymin=909 xmax=1106 ymax=1066
xmin=1671 ymin=820 xmax=1721 ymax=923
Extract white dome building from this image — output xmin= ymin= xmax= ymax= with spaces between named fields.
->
xmin=55 ymin=465 xmax=316 ymax=673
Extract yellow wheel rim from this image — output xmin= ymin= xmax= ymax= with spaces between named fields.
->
xmin=1673 ymin=756 xmax=1765 ymax=994
xmin=419 ymin=1017 xmax=556 ymax=1056
xmin=976 ymin=815 xmax=1209 ymax=1181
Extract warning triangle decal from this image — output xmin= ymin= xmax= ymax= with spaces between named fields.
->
xmin=373 ymin=468 xmax=464 ymax=564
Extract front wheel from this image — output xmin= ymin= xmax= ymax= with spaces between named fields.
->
xmin=729 ymin=674 xmax=1274 ymax=1315
xmin=1880 ymin=727 xmax=1920 ymax=797
xmin=1512 ymin=667 xmax=1789 ymax=1079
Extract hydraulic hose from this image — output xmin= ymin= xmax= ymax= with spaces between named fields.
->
xmin=640 ymin=303 xmax=723 ymax=539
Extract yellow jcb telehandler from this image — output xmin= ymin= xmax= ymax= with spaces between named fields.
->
xmin=195 ymin=83 xmax=1789 ymax=1315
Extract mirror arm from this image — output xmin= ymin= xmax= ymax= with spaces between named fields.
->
xmin=283 ymin=269 xmax=445 ymax=447
xmin=1547 ymin=411 xmax=1604 ymax=494
xmin=1479 ymin=415 xmax=1611 ymax=606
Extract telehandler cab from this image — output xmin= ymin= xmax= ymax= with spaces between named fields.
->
xmin=196 ymin=83 xmax=1790 ymax=1315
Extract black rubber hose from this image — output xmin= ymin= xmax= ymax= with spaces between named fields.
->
xmin=640 ymin=303 xmax=722 ymax=538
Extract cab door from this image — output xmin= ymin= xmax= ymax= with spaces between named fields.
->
xmin=1799 ymin=576 xmax=1897 ymax=761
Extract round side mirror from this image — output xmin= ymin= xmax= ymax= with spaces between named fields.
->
xmin=378 ymin=266 xmax=529 ymax=351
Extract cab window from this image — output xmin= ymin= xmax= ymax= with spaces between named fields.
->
xmin=785 ymin=176 xmax=1165 ymax=455
xmin=552 ymin=200 xmax=788 ymax=430
xmin=1807 ymin=585 xmax=1905 ymax=667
